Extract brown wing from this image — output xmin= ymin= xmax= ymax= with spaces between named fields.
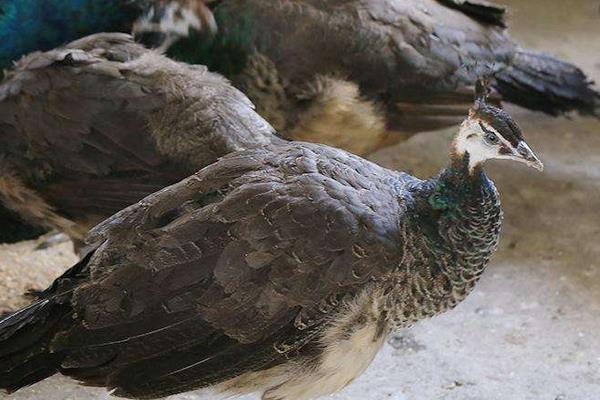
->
xmin=435 ymin=0 xmax=506 ymax=27
xmin=0 ymin=33 xmax=276 ymax=225
xmin=212 ymin=0 xmax=513 ymax=133
xmin=47 ymin=143 xmax=408 ymax=398
xmin=362 ymin=0 xmax=510 ymax=131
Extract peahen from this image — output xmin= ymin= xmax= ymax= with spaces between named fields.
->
xmin=0 ymin=81 xmax=542 ymax=399
xmin=158 ymin=0 xmax=600 ymax=155
xmin=0 ymin=32 xmax=277 ymax=247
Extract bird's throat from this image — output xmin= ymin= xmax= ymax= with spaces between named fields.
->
xmin=429 ymin=152 xmax=487 ymax=212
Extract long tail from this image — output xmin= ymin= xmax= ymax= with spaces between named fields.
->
xmin=494 ymin=50 xmax=600 ymax=116
xmin=0 ymin=252 xmax=92 ymax=393
xmin=0 ymin=300 xmax=68 ymax=393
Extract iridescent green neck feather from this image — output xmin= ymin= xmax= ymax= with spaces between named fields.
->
xmin=388 ymin=153 xmax=502 ymax=328
xmin=166 ymin=3 xmax=260 ymax=77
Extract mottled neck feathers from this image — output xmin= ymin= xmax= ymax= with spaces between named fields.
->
xmin=428 ymin=154 xmax=494 ymax=213
xmin=417 ymin=152 xmax=502 ymax=270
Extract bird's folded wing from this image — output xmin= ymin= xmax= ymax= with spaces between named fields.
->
xmin=52 ymin=143 xmax=406 ymax=397
xmin=0 ymin=32 xmax=275 ymax=219
xmin=360 ymin=0 xmax=509 ymax=131
xmin=0 ymin=33 xmax=178 ymax=216
xmin=435 ymin=0 xmax=506 ymax=27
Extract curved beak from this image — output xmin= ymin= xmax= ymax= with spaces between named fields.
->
xmin=515 ymin=141 xmax=544 ymax=171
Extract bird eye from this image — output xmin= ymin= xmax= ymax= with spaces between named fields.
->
xmin=478 ymin=122 xmax=499 ymax=145
xmin=485 ymin=132 xmax=499 ymax=144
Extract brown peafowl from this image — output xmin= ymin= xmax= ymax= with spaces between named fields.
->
xmin=0 ymin=33 xmax=278 ymax=247
xmin=0 ymin=82 xmax=543 ymax=399
xmin=147 ymin=0 xmax=600 ymax=154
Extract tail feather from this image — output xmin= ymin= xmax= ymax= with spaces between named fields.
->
xmin=495 ymin=50 xmax=600 ymax=116
xmin=0 ymin=299 xmax=70 ymax=393
xmin=0 ymin=301 xmax=51 ymax=343
xmin=0 ymin=353 xmax=63 ymax=393
xmin=0 ymin=253 xmax=91 ymax=393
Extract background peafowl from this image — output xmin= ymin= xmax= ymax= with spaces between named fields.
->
xmin=161 ymin=0 xmax=600 ymax=155
xmin=2 ymin=0 xmax=598 ymax=156
xmin=0 ymin=33 xmax=277 ymax=248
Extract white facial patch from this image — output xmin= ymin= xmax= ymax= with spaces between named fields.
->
xmin=161 ymin=2 xmax=203 ymax=35
xmin=454 ymin=118 xmax=516 ymax=171
xmin=132 ymin=1 xmax=216 ymax=51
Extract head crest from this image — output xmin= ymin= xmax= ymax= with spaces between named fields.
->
xmin=474 ymin=77 xmax=492 ymax=110
xmin=469 ymin=77 xmax=524 ymax=146
xmin=458 ymin=60 xmax=497 ymax=110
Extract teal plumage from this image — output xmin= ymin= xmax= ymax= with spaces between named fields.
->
xmin=0 ymin=0 xmax=137 ymax=70
xmin=166 ymin=6 xmax=258 ymax=77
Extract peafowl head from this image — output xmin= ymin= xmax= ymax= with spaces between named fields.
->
xmin=454 ymin=78 xmax=544 ymax=173
xmin=132 ymin=0 xmax=217 ymax=52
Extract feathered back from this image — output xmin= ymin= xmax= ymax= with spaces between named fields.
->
xmin=0 ymin=32 xmax=277 ymax=239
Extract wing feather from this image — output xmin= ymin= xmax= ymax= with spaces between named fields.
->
xmin=0 ymin=32 xmax=276 ymax=226
xmin=49 ymin=143 xmax=410 ymax=397
xmin=435 ymin=0 xmax=506 ymax=27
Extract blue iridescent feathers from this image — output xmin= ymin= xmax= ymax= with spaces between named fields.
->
xmin=0 ymin=0 xmax=137 ymax=69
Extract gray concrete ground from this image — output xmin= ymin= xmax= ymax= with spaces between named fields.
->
xmin=1 ymin=0 xmax=599 ymax=399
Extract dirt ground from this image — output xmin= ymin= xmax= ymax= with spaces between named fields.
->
xmin=1 ymin=0 xmax=599 ymax=399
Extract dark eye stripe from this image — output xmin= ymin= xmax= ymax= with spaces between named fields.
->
xmin=498 ymin=145 xmax=512 ymax=155
xmin=478 ymin=121 xmax=500 ymax=144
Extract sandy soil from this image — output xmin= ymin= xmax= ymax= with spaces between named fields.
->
xmin=1 ymin=0 xmax=599 ymax=399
